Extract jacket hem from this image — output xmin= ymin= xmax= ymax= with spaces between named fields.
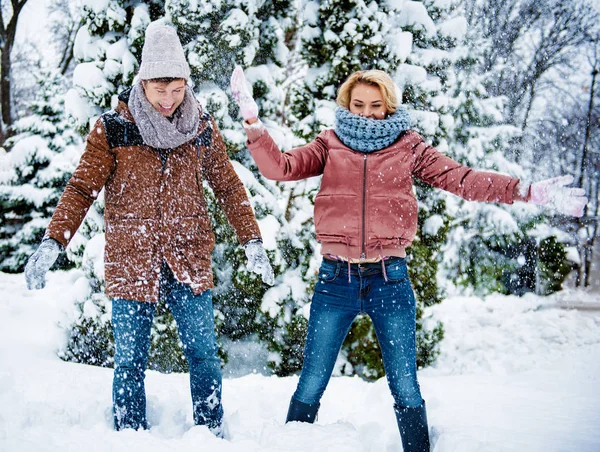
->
xmin=320 ymin=242 xmax=407 ymax=260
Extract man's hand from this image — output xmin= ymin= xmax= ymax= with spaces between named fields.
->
xmin=25 ymin=239 xmax=61 ymax=290
xmin=244 ymin=239 xmax=274 ymax=286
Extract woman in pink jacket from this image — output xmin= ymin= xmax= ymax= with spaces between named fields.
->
xmin=230 ymin=67 xmax=586 ymax=451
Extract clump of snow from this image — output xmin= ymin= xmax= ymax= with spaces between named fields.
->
xmin=386 ymin=30 xmax=413 ymax=63
xmin=396 ymin=1 xmax=437 ymax=38
xmin=74 ymin=26 xmax=104 ymax=61
xmin=81 ymin=0 xmax=109 ymax=13
xmin=64 ymin=88 xmax=96 ymax=127
xmin=422 ymin=214 xmax=444 ymax=236
xmin=437 ymin=17 xmax=467 ymax=41
xmin=411 ymin=110 xmax=439 ymax=136
xmin=393 ymin=64 xmax=427 ymax=91
xmin=303 ymin=1 xmax=320 ymax=26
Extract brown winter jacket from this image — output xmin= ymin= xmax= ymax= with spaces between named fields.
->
xmin=247 ymin=128 xmax=527 ymax=260
xmin=45 ymin=91 xmax=261 ymax=302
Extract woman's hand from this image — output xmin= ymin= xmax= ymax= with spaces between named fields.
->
xmin=230 ymin=66 xmax=259 ymax=122
xmin=529 ymin=175 xmax=588 ymax=217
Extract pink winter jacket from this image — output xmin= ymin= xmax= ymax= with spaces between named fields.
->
xmin=247 ymin=127 xmax=527 ymax=260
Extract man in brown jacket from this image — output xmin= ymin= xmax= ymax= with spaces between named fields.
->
xmin=24 ymin=22 xmax=273 ymax=435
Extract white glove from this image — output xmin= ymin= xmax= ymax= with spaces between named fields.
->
xmin=244 ymin=239 xmax=274 ymax=286
xmin=230 ymin=66 xmax=259 ymax=121
xmin=529 ymin=175 xmax=588 ymax=217
xmin=25 ymin=239 xmax=61 ymax=290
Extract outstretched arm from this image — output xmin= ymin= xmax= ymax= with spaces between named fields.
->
xmin=523 ymin=175 xmax=587 ymax=217
xmin=411 ymin=133 xmax=587 ymax=217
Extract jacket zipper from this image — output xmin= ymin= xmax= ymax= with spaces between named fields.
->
xmin=158 ymin=149 xmax=169 ymax=218
xmin=159 ymin=151 xmax=170 ymax=242
xmin=157 ymin=150 xmax=170 ymax=301
xmin=361 ymin=154 xmax=367 ymax=259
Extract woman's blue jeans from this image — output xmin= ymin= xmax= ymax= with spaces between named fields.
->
xmin=292 ymin=257 xmax=423 ymax=409
xmin=111 ymin=267 xmax=223 ymax=431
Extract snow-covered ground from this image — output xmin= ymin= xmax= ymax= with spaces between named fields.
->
xmin=1 ymin=270 xmax=599 ymax=452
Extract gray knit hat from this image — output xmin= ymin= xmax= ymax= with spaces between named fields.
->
xmin=138 ymin=22 xmax=191 ymax=81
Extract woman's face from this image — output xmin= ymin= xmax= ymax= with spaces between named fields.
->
xmin=349 ymin=83 xmax=387 ymax=119
xmin=142 ymin=79 xmax=186 ymax=117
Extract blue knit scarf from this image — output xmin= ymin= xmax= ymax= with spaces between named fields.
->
xmin=334 ymin=106 xmax=411 ymax=153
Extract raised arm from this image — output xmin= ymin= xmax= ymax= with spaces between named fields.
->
xmin=230 ymin=65 xmax=328 ymax=181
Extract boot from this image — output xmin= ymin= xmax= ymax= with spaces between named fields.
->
xmin=285 ymin=398 xmax=320 ymax=423
xmin=394 ymin=400 xmax=430 ymax=452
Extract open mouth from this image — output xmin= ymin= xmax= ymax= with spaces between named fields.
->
xmin=159 ymin=104 xmax=173 ymax=112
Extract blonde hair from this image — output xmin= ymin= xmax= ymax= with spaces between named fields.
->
xmin=336 ymin=70 xmax=398 ymax=114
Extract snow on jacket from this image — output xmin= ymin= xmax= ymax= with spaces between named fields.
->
xmin=247 ymin=128 xmax=526 ymax=260
xmin=46 ymin=91 xmax=261 ymax=302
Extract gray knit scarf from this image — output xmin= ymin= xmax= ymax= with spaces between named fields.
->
xmin=128 ymin=81 xmax=200 ymax=149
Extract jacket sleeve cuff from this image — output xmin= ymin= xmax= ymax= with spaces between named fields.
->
xmin=243 ymin=119 xmax=266 ymax=144
xmin=42 ymin=237 xmax=65 ymax=252
xmin=243 ymin=238 xmax=263 ymax=247
xmin=513 ymin=182 xmax=532 ymax=202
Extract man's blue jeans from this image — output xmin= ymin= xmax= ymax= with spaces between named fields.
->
xmin=292 ymin=257 xmax=423 ymax=409
xmin=111 ymin=267 xmax=223 ymax=431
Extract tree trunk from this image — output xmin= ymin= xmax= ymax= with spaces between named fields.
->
xmin=1 ymin=41 xmax=13 ymax=129
xmin=576 ymin=60 xmax=598 ymax=287
xmin=0 ymin=0 xmax=29 ymax=146
xmin=577 ymin=67 xmax=597 ymax=190
xmin=584 ymin=177 xmax=600 ymax=287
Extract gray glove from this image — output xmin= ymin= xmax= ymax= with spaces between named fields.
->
xmin=244 ymin=239 xmax=274 ymax=286
xmin=25 ymin=239 xmax=61 ymax=290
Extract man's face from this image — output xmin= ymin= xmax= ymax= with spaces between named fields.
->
xmin=142 ymin=79 xmax=187 ymax=117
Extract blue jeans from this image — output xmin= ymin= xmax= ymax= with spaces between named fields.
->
xmin=112 ymin=267 xmax=223 ymax=430
xmin=292 ymin=257 xmax=423 ymax=409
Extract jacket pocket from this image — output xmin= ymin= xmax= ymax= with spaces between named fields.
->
xmin=104 ymin=219 xmax=157 ymax=285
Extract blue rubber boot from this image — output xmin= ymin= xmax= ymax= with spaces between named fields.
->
xmin=285 ymin=398 xmax=320 ymax=423
xmin=394 ymin=400 xmax=430 ymax=452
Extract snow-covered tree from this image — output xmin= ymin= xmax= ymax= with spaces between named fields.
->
xmin=439 ymin=0 xmax=592 ymax=296
xmin=289 ymin=0 xmax=397 ymax=139
xmin=0 ymin=68 xmax=82 ymax=272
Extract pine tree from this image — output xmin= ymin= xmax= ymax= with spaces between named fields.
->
xmin=439 ymin=0 xmax=569 ymax=297
xmin=0 ymin=68 xmax=82 ymax=272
